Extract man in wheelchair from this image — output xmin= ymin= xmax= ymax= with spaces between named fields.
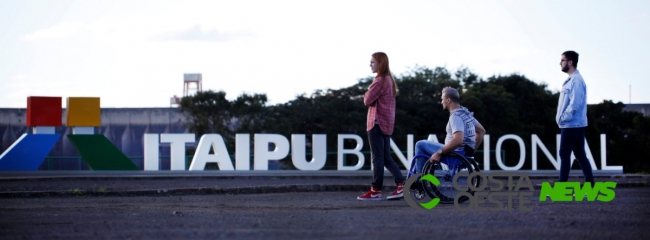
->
xmin=408 ymin=87 xmax=486 ymax=191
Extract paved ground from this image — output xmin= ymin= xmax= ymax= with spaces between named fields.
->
xmin=0 ymin=170 xmax=646 ymax=197
xmin=1 ymin=189 xmax=649 ymax=239
xmin=0 ymin=171 xmax=648 ymax=239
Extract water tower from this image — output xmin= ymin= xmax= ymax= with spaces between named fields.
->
xmin=183 ymin=73 xmax=202 ymax=96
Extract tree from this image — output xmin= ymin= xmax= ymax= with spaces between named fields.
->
xmin=178 ymin=67 xmax=650 ymax=172
xmin=231 ymin=93 xmax=269 ymax=134
xmin=179 ymin=90 xmax=270 ymax=153
xmin=179 ymin=90 xmax=233 ymax=138
xmin=589 ymin=101 xmax=650 ymax=173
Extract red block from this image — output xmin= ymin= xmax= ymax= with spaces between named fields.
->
xmin=26 ymin=96 xmax=62 ymax=127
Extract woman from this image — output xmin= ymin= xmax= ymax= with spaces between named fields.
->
xmin=357 ymin=52 xmax=405 ymax=201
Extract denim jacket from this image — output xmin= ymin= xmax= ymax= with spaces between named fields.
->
xmin=556 ymin=70 xmax=588 ymax=128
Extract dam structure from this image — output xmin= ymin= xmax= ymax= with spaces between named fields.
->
xmin=0 ymin=108 xmax=189 ymax=170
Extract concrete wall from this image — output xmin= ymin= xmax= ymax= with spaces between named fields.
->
xmin=0 ymin=108 xmax=191 ymax=170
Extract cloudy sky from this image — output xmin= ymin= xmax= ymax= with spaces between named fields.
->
xmin=1 ymin=0 xmax=648 ymax=108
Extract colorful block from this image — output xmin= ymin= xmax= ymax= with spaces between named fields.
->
xmin=67 ymin=135 xmax=139 ymax=170
xmin=26 ymin=96 xmax=62 ymax=127
xmin=0 ymin=134 xmax=61 ymax=170
xmin=66 ymin=97 xmax=101 ymax=127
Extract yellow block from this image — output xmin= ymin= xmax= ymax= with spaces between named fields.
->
xmin=66 ymin=97 xmax=101 ymax=127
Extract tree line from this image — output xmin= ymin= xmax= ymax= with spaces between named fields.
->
xmin=179 ymin=66 xmax=650 ymax=173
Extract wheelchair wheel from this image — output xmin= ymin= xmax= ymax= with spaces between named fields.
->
xmin=421 ymin=152 xmax=480 ymax=204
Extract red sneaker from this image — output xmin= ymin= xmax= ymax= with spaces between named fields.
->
xmin=386 ymin=183 xmax=404 ymax=200
xmin=357 ymin=187 xmax=382 ymax=201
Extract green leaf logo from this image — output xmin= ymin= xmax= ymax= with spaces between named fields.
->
xmin=419 ymin=174 xmax=441 ymax=209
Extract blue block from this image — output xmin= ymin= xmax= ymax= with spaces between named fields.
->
xmin=0 ymin=134 xmax=61 ymax=170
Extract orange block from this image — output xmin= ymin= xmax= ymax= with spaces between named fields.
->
xmin=66 ymin=97 xmax=101 ymax=127
xmin=26 ymin=96 xmax=62 ymax=127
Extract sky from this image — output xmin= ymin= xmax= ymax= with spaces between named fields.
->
xmin=1 ymin=0 xmax=649 ymax=108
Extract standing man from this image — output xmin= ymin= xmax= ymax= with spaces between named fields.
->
xmin=556 ymin=50 xmax=595 ymax=186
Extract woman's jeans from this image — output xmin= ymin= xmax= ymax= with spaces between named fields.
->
xmin=558 ymin=127 xmax=595 ymax=185
xmin=368 ymin=125 xmax=404 ymax=188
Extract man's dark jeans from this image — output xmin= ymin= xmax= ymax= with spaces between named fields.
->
xmin=559 ymin=127 xmax=595 ymax=185
xmin=368 ymin=124 xmax=404 ymax=188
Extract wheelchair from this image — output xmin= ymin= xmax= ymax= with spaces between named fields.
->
xmin=408 ymin=149 xmax=481 ymax=204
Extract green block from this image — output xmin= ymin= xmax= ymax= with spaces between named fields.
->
xmin=67 ymin=135 xmax=139 ymax=170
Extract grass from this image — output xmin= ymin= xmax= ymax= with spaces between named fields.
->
xmin=69 ymin=188 xmax=84 ymax=196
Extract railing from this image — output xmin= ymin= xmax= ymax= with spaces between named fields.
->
xmin=42 ymin=150 xmax=505 ymax=171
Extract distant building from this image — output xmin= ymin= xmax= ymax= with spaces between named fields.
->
xmin=623 ymin=104 xmax=650 ymax=117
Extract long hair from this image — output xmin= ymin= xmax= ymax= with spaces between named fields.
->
xmin=371 ymin=52 xmax=399 ymax=96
